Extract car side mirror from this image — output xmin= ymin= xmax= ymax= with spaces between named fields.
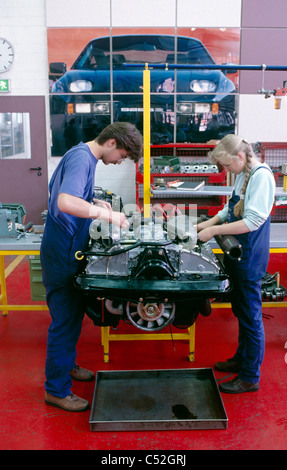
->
xmin=49 ymin=62 xmax=67 ymax=76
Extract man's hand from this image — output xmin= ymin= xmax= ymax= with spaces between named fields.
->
xmin=109 ymin=211 xmax=130 ymax=229
xmin=58 ymin=193 xmax=129 ymax=227
xmin=93 ymin=198 xmax=112 ymax=211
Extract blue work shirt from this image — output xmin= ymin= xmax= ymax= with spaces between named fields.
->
xmin=48 ymin=142 xmax=98 ymax=236
xmin=41 ymin=142 xmax=98 ymax=287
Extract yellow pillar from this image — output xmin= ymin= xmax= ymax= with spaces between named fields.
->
xmin=0 ymin=256 xmax=8 ymax=316
xmin=143 ymin=63 xmax=151 ymax=218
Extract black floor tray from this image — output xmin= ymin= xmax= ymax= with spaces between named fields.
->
xmin=89 ymin=368 xmax=228 ymax=431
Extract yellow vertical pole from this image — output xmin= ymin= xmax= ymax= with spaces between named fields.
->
xmin=188 ymin=324 xmax=195 ymax=362
xmin=101 ymin=326 xmax=110 ymax=363
xmin=143 ymin=63 xmax=151 ymax=218
xmin=0 ymin=255 xmax=8 ymax=316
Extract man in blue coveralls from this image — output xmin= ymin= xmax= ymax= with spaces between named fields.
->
xmin=41 ymin=122 xmax=143 ymax=411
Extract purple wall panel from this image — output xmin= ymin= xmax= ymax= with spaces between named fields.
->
xmin=240 ymin=0 xmax=287 ymax=94
xmin=240 ymin=28 xmax=287 ymax=93
xmin=242 ymin=0 xmax=287 ymax=27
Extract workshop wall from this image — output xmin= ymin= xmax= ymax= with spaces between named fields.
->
xmin=1 ymin=0 xmax=287 ymax=208
xmin=238 ymin=0 xmax=287 ymax=142
xmin=0 ymin=0 xmax=48 ymax=95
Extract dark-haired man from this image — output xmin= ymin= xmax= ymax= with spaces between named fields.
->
xmin=41 ymin=122 xmax=142 ymax=411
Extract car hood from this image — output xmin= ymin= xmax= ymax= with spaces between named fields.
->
xmin=52 ymin=68 xmax=235 ymax=94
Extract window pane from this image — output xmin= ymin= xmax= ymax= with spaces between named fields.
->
xmin=0 ymin=112 xmax=31 ymax=159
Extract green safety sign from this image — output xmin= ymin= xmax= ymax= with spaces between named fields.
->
xmin=0 ymin=79 xmax=10 ymax=92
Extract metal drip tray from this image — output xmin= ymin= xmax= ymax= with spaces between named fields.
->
xmin=89 ymin=368 xmax=228 ymax=431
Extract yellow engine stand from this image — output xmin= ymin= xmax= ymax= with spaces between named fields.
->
xmin=100 ymin=324 xmax=196 ymax=363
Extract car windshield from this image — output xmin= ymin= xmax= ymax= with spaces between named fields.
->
xmin=72 ymin=35 xmax=215 ymax=70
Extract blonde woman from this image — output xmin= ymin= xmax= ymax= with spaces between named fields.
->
xmin=197 ymin=134 xmax=275 ymax=394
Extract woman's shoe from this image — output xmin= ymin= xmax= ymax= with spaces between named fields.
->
xmin=214 ymin=358 xmax=242 ymax=373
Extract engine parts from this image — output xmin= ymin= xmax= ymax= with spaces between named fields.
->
xmin=75 ymin=211 xmax=231 ymax=331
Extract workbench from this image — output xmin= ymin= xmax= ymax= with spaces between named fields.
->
xmin=151 ymin=185 xmax=287 ymax=198
xmin=0 ymin=226 xmax=48 ymax=316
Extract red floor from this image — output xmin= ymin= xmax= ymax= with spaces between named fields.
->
xmin=1 ymin=254 xmax=287 ymax=450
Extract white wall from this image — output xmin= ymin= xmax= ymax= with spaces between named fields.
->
xmin=0 ymin=0 xmax=48 ymax=95
xmin=238 ymin=94 xmax=287 ymax=142
xmin=46 ymin=0 xmax=242 ymax=28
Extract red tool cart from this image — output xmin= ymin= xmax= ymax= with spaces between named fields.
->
xmin=136 ymin=143 xmax=227 ymax=216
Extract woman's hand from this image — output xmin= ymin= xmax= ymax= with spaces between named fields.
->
xmin=197 ymin=217 xmax=250 ymax=242
xmin=196 ymin=215 xmax=222 ymax=240
xmin=196 ymin=221 xmax=210 ymax=233
xmin=197 ymin=226 xmax=218 ymax=243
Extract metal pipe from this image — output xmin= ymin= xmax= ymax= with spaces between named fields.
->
xmin=124 ymin=63 xmax=287 ymax=71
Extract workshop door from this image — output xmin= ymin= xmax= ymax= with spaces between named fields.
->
xmin=0 ymin=96 xmax=49 ymax=225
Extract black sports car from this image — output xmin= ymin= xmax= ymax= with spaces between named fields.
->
xmin=50 ymin=34 xmax=236 ymax=155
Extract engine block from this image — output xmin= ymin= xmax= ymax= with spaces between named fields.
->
xmin=75 ymin=213 xmax=232 ymax=331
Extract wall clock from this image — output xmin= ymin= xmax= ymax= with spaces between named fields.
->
xmin=0 ymin=38 xmax=14 ymax=73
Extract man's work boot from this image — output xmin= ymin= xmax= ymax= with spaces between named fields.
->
xmin=45 ymin=392 xmax=90 ymax=411
xmin=69 ymin=365 xmax=95 ymax=382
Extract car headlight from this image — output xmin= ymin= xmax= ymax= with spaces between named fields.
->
xmin=69 ymin=80 xmax=93 ymax=92
xmin=176 ymin=103 xmax=193 ymax=114
xmin=190 ymin=80 xmax=217 ymax=92
xmin=92 ymin=102 xmax=110 ymax=114
xmin=75 ymin=103 xmax=92 ymax=113
xmin=73 ymin=102 xmax=110 ymax=114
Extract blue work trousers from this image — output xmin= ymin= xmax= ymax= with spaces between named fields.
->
xmin=41 ymin=214 xmax=90 ymax=397
xmin=228 ymin=272 xmax=265 ymax=384
xmin=44 ymin=284 xmax=85 ymax=397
